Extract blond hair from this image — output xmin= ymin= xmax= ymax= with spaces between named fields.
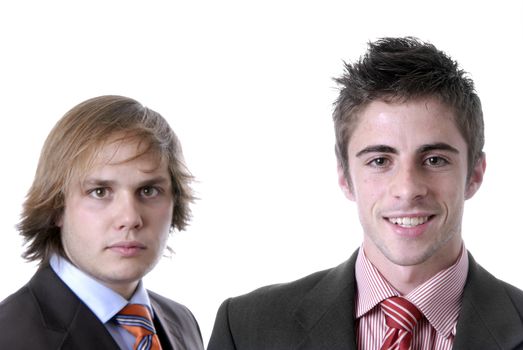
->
xmin=19 ymin=95 xmax=194 ymax=265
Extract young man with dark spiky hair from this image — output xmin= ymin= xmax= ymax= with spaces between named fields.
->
xmin=208 ymin=37 xmax=523 ymax=349
xmin=0 ymin=95 xmax=204 ymax=349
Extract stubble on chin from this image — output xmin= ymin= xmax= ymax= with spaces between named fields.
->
xmin=371 ymin=228 xmax=461 ymax=269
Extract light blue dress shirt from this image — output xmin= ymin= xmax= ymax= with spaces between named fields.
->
xmin=50 ymin=254 xmax=155 ymax=349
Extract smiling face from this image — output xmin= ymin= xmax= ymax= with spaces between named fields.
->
xmin=339 ymin=97 xmax=485 ymax=272
xmin=57 ymin=138 xmax=174 ymax=298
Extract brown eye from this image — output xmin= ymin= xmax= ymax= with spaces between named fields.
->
xmin=140 ymin=186 xmax=160 ymax=198
xmin=424 ymin=156 xmax=449 ymax=167
xmin=89 ymin=187 xmax=108 ymax=199
xmin=369 ymin=157 xmax=389 ymax=167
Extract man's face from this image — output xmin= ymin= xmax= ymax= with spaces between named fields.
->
xmin=339 ymin=98 xmax=485 ymax=269
xmin=57 ymin=139 xmax=174 ymax=298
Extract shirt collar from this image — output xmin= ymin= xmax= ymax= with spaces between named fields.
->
xmin=355 ymin=245 xmax=468 ymax=338
xmin=50 ymin=254 xmax=153 ymax=323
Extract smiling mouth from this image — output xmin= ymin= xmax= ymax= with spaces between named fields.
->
xmin=387 ymin=216 xmax=432 ymax=228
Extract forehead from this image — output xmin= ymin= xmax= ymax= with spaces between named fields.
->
xmin=96 ymin=138 xmax=157 ymax=166
xmin=348 ymin=98 xmax=465 ymax=151
xmin=71 ymin=136 xmax=166 ymax=183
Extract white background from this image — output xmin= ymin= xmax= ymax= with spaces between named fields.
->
xmin=1 ymin=0 xmax=522 ymax=345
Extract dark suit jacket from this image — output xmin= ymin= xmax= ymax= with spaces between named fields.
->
xmin=208 ymin=250 xmax=523 ymax=349
xmin=0 ymin=266 xmax=204 ymax=349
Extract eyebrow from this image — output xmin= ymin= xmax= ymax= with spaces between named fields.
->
xmin=356 ymin=145 xmax=397 ymax=157
xmin=82 ymin=176 xmax=170 ymax=188
xmin=355 ymin=142 xmax=459 ymax=157
xmin=418 ymin=143 xmax=459 ymax=154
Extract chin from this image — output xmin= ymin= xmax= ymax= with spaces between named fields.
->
xmin=109 ymin=267 xmax=149 ymax=282
xmin=381 ymin=246 xmax=436 ymax=267
xmin=388 ymin=255 xmax=428 ymax=267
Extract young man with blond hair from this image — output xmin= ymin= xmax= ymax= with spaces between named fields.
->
xmin=208 ymin=37 xmax=523 ymax=349
xmin=0 ymin=96 xmax=204 ymax=349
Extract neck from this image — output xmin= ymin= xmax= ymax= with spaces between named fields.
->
xmin=363 ymin=238 xmax=463 ymax=295
xmin=103 ymin=280 xmax=139 ymax=300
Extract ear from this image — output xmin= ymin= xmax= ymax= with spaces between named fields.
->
xmin=465 ymin=153 xmax=486 ymax=200
xmin=337 ymin=164 xmax=355 ymax=201
xmin=55 ymin=211 xmax=64 ymax=227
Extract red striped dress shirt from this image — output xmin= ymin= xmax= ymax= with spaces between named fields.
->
xmin=355 ymin=245 xmax=469 ymax=349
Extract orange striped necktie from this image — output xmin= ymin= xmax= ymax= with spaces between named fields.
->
xmin=114 ymin=304 xmax=163 ymax=350
xmin=380 ymin=297 xmax=422 ymax=350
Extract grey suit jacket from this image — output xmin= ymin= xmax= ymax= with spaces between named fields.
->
xmin=0 ymin=265 xmax=204 ymax=349
xmin=208 ymin=250 xmax=523 ymax=349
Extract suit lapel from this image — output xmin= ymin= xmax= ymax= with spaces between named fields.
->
xmin=150 ymin=296 xmax=186 ymax=350
xmin=453 ymin=253 xmax=523 ymax=349
xmin=293 ymin=251 xmax=359 ymax=349
xmin=58 ymin=306 xmax=120 ymax=349
xmin=280 ymin=250 xmax=523 ymax=349
xmin=29 ymin=266 xmax=119 ymax=349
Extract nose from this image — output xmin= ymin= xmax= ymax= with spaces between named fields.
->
xmin=389 ymin=163 xmax=428 ymax=202
xmin=113 ymin=193 xmax=143 ymax=231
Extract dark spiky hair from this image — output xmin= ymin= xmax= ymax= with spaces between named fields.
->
xmin=333 ymin=37 xmax=484 ymax=180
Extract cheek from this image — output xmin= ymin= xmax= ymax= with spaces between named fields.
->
xmin=59 ymin=218 xmax=88 ymax=261
xmin=61 ymin=204 xmax=105 ymax=241
xmin=438 ymin=175 xmax=467 ymax=201
xmin=353 ymin=175 xmax=385 ymax=204
xmin=352 ymin=179 xmax=385 ymax=223
xmin=164 ymin=200 xmax=175 ymax=223
xmin=434 ymin=180 xmax=466 ymax=225
xmin=70 ymin=208 xmax=105 ymax=232
xmin=444 ymin=189 xmax=466 ymax=213
xmin=148 ymin=202 xmax=174 ymax=229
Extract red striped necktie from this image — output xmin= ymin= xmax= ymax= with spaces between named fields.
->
xmin=114 ymin=304 xmax=163 ymax=350
xmin=380 ymin=297 xmax=422 ymax=350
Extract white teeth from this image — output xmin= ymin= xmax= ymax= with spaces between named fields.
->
xmin=388 ymin=216 xmax=429 ymax=227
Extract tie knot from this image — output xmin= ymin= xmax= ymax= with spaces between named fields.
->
xmin=115 ymin=304 xmax=155 ymax=336
xmin=381 ymin=297 xmax=422 ymax=333
xmin=114 ymin=304 xmax=162 ymax=350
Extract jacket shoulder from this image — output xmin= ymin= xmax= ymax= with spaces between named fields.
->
xmin=455 ymin=254 xmax=523 ymax=349
xmin=148 ymin=290 xmax=204 ymax=350
xmin=208 ymin=267 xmax=334 ymax=350
xmin=208 ymin=253 xmax=359 ymax=350
xmin=226 ymin=252 xmax=358 ymax=322
xmin=469 ymin=256 xmax=523 ymax=317
xmin=230 ymin=266 xmax=333 ymax=315
xmin=501 ymin=280 xmax=523 ymax=319
xmin=0 ymin=282 xmax=65 ymax=348
xmin=149 ymin=290 xmax=196 ymax=318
